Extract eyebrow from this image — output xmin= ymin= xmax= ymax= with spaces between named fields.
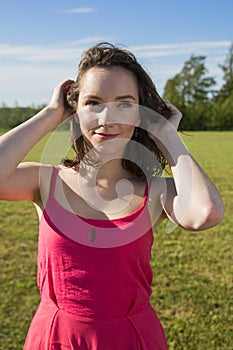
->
xmin=83 ymin=94 xmax=137 ymax=102
xmin=83 ymin=94 xmax=102 ymax=101
xmin=115 ymin=95 xmax=137 ymax=101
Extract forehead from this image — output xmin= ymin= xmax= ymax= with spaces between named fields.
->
xmin=79 ymin=66 xmax=138 ymax=93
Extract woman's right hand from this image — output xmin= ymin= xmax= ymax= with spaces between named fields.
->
xmin=48 ymin=79 xmax=76 ymax=124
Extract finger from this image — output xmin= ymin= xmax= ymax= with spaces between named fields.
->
xmin=63 ymin=80 xmax=75 ymax=94
xmin=163 ymin=100 xmax=174 ymax=109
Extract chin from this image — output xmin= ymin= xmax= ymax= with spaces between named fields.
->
xmin=93 ymin=138 xmax=129 ymax=157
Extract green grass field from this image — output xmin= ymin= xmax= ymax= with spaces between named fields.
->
xmin=0 ymin=131 xmax=232 ymax=350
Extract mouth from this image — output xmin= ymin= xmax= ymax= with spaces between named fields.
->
xmin=94 ymin=132 xmax=119 ymax=140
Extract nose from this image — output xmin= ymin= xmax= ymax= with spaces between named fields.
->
xmin=97 ymin=105 xmax=115 ymax=126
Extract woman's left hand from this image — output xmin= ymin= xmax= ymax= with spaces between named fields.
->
xmin=146 ymin=100 xmax=182 ymax=142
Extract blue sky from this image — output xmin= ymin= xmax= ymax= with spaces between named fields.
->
xmin=0 ymin=0 xmax=232 ymax=106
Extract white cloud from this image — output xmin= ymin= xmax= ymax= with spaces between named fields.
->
xmin=0 ymin=40 xmax=230 ymax=65
xmin=66 ymin=7 xmax=95 ymax=14
xmin=0 ymin=39 xmax=230 ymax=106
xmin=0 ymin=37 xmax=112 ymax=64
xmin=130 ymin=40 xmax=231 ymax=59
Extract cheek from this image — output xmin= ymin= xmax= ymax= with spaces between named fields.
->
xmin=121 ymin=109 xmax=140 ymax=134
xmin=121 ymin=124 xmax=136 ymax=138
xmin=124 ymin=109 xmax=140 ymax=136
xmin=78 ymin=110 xmax=97 ymax=134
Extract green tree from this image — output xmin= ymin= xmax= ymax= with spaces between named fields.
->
xmin=213 ymin=43 xmax=233 ymax=130
xmin=163 ymin=55 xmax=216 ymax=130
xmin=0 ymin=104 xmax=45 ymax=129
xmin=219 ymin=42 xmax=233 ymax=95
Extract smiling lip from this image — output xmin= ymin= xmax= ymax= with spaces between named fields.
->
xmin=95 ymin=133 xmax=119 ymax=139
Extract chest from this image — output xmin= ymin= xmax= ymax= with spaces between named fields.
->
xmin=54 ymin=174 xmax=147 ymax=221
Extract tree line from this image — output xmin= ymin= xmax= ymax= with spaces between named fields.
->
xmin=0 ymin=43 xmax=233 ymax=131
xmin=163 ymin=43 xmax=233 ymax=130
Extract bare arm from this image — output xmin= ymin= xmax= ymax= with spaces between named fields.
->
xmin=0 ymin=79 xmax=75 ymax=202
xmin=148 ymin=102 xmax=224 ymax=231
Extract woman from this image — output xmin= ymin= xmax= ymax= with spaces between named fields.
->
xmin=0 ymin=43 xmax=224 ymax=349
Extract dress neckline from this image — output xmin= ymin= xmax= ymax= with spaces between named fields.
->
xmin=45 ymin=166 xmax=149 ymax=224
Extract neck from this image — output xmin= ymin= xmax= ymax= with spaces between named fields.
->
xmin=80 ymin=157 xmax=132 ymax=182
xmin=77 ymin=157 xmax=137 ymax=207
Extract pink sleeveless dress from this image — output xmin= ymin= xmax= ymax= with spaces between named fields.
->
xmin=24 ymin=167 xmax=168 ymax=350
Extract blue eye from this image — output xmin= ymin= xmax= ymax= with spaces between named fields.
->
xmin=86 ymin=101 xmax=104 ymax=112
xmin=117 ymin=102 xmax=132 ymax=109
xmin=86 ymin=100 xmax=99 ymax=106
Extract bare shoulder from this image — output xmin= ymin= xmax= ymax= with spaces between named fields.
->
xmin=36 ymin=163 xmax=59 ymax=207
xmin=37 ymin=164 xmax=76 ymax=207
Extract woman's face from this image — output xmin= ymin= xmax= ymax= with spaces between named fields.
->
xmin=76 ymin=66 xmax=140 ymax=155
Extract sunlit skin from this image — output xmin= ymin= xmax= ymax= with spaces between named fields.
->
xmin=0 ymin=64 xmax=224 ymax=226
xmin=76 ymin=66 xmax=141 ymax=157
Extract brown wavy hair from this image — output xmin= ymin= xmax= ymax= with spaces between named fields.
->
xmin=63 ymin=42 xmax=171 ymax=177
